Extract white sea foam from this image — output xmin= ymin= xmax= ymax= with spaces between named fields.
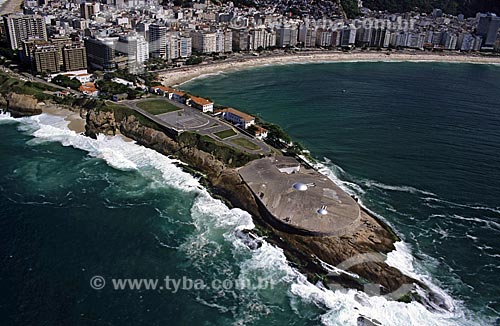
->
xmin=176 ymin=70 xmax=226 ymax=86
xmin=0 ymin=110 xmax=16 ymax=123
xmin=359 ymin=179 xmax=437 ymax=196
xmin=424 ymin=197 xmax=500 ymax=215
xmin=7 ymin=112 xmax=486 ymax=325
xmin=451 ymin=214 xmax=500 ymax=232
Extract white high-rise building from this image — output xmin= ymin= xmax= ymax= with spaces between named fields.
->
xmin=457 ymin=32 xmax=475 ymax=51
xmin=264 ymin=29 xmax=276 ymax=48
xmin=340 ymin=25 xmax=356 ymax=47
xmin=178 ymin=35 xmax=192 ymax=58
xmin=224 ymin=30 xmax=232 ymax=52
xmin=215 ymin=31 xmax=225 ymax=53
xmin=136 ymin=34 xmax=149 ymax=64
xmin=117 ymin=34 xmax=139 ymax=73
xmin=276 ymin=25 xmax=298 ymax=47
xmin=166 ymin=33 xmax=192 ymax=59
xmin=316 ymin=28 xmax=332 ymax=47
xmin=299 ymin=25 xmax=316 ymax=47
xmin=190 ymin=31 xmax=217 ymax=54
xmin=250 ymin=28 xmax=266 ymax=50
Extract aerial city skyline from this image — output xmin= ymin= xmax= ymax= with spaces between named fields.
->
xmin=0 ymin=0 xmax=499 ymax=326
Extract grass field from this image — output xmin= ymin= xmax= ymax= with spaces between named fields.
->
xmin=136 ymin=100 xmax=181 ymax=115
xmin=230 ymin=137 xmax=260 ymax=151
xmin=214 ymin=129 xmax=237 ymax=139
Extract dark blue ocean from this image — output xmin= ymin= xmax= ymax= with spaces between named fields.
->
xmin=1 ymin=62 xmax=499 ymax=325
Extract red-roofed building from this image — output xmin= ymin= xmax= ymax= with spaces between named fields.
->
xmin=253 ymin=125 xmax=268 ymax=140
xmin=150 ymin=85 xmax=170 ymax=96
xmin=189 ymin=95 xmax=213 ymax=113
xmin=150 ymin=86 xmax=187 ymax=104
xmin=221 ymin=108 xmax=255 ymax=129
xmin=79 ymin=82 xmax=99 ymax=97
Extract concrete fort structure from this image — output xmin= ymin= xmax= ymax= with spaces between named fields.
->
xmin=239 ymin=156 xmax=361 ymax=236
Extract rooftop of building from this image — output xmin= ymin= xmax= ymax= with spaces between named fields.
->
xmin=222 ymin=107 xmax=255 ymax=122
xmin=189 ymin=95 xmax=213 ymax=105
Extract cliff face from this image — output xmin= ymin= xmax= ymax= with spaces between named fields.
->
xmin=117 ymin=114 xmax=262 ymax=217
xmin=1 ymin=93 xmax=42 ymax=118
xmin=85 ymin=109 xmax=117 ymax=138
xmin=86 ymin=109 xmax=448 ymax=310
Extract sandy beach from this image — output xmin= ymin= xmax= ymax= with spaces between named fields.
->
xmin=159 ymin=51 xmax=500 ymax=87
xmin=0 ymin=0 xmax=23 ymax=15
xmin=41 ymin=105 xmax=86 ymax=133
xmin=41 ymin=105 xmax=135 ymax=141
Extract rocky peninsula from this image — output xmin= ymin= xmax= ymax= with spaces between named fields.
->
xmin=1 ymin=72 xmax=451 ymax=313
xmin=83 ymin=103 xmax=450 ymax=311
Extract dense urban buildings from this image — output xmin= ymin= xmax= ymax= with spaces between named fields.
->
xmin=0 ymin=0 xmax=499 ymax=75
xmin=476 ymin=13 xmax=500 ymax=48
xmin=3 ymin=14 xmax=47 ymax=50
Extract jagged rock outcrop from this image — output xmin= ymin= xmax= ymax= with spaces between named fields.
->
xmin=115 ymin=114 xmax=262 ymax=218
xmin=0 ymin=94 xmax=7 ymax=109
xmin=85 ymin=109 xmax=116 ymax=138
xmin=85 ymin=108 xmax=449 ymax=310
xmin=3 ymin=93 xmax=42 ymax=118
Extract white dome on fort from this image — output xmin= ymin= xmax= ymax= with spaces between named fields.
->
xmin=317 ymin=207 xmax=328 ymax=215
xmin=292 ymin=182 xmax=308 ymax=191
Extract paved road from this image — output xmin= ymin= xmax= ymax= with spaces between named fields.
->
xmin=122 ymin=97 xmax=271 ymax=155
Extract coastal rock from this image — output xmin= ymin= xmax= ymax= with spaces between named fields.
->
xmin=85 ymin=109 xmax=117 ymax=138
xmin=4 ymin=93 xmax=42 ymax=118
xmin=0 ymin=94 xmax=7 ymax=109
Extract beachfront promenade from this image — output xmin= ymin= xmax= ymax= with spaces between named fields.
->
xmin=122 ymin=97 xmax=271 ymax=155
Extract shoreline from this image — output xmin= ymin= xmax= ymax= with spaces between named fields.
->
xmin=159 ymin=51 xmax=500 ymax=86
xmin=41 ymin=105 xmax=134 ymax=141
xmin=41 ymin=105 xmax=86 ymax=134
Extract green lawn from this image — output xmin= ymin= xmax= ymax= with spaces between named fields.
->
xmin=136 ymin=100 xmax=181 ymax=115
xmin=0 ymin=72 xmax=55 ymax=101
xmin=230 ymin=137 xmax=260 ymax=151
xmin=214 ymin=129 xmax=237 ymax=139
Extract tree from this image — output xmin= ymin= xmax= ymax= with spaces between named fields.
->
xmin=52 ymin=75 xmax=82 ymax=90
xmin=95 ymin=80 xmax=130 ymax=98
xmin=186 ymin=56 xmax=203 ymax=65
xmin=247 ymin=124 xmax=259 ymax=136
xmin=341 ymin=0 xmax=361 ymax=18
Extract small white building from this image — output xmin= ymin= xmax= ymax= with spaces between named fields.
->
xmin=169 ymin=89 xmax=186 ymax=103
xmin=254 ymin=125 xmax=268 ymax=140
xmin=112 ymin=77 xmax=134 ymax=87
xmin=221 ymin=108 xmax=255 ymax=129
xmin=189 ymin=95 xmax=213 ymax=113
xmin=49 ymin=69 xmax=91 ymax=84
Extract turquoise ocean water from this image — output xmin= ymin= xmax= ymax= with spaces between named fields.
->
xmin=1 ymin=62 xmax=499 ymax=325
